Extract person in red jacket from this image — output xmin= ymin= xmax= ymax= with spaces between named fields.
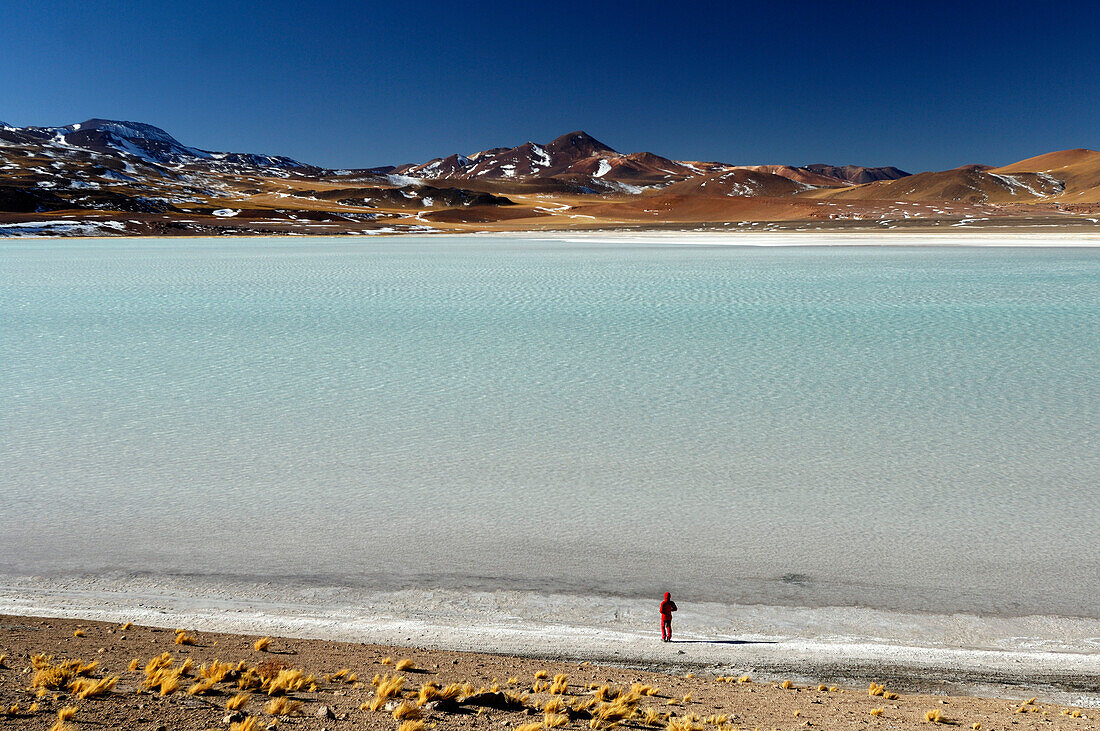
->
xmin=659 ymin=592 xmax=677 ymax=642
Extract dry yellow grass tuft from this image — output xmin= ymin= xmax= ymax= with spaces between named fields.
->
xmin=186 ymin=679 xmax=216 ymax=696
xmin=0 ymin=654 xmax=5 ymax=668
xmin=31 ymin=655 xmax=98 ymax=691
xmin=793 ymin=709 xmax=802 ymax=717
xmin=516 ymin=723 xmax=543 ymax=731
xmin=5 ymin=704 xmax=19 ymax=716
xmin=230 ymin=717 xmax=258 ymax=731
xmin=264 ymin=696 xmax=302 ymax=716
xmin=398 ymin=721 xmax=426 ymax=731
xmin=416 ymin=681 xmax=440 ymax=705
xmin=508 ymin=676 xmax=520 ymax=685
xmin=535 ymin=669 xmax=549 ymax=679
xmin=144 ymin=652 xmax=173 ymax=675
xmin=667 ymin=717 xmax=702 ymax=731
xmin=439 ymin=682 xmax=467 ymax=701
xmin=780 ymin=679 xmax=793 ymax=689
xmin=158 ymin=674 xmax=181 ymax=696
xmin=381 ymin=657 xmax=393 ymax=665
xmin=544 ymin=712 xmax=569 ymax=728
xmin=226 ymin=693 xmax=251 ymax=710
xmin=869 ymin=682 xmax=886 ymax=697
xmin=644 ymin=707 xmax=665 ymax=726
xmin=590 ymin=695 xmax=641 ymax=727
xmin=70 ymin=676 xmax=118 ymax=698
xmin=267 ymin=668 xmax=315 ymax=695
xmin=57 ymin=707 xmax=77 ymax=721
xmin=392 ymin=701 xmax=422 ymax=720
xmin=550 ymin=673 xmax=569 ymax=694
xmin=363 ymin=673 xmax=407 ymax=710
xmin=590 ymin=684 xmax=613 ymax=701
xmin=682 ymin=692 xmax=693 ymax=703
xmin=925 ymin=709 xmax=946 ymax=724
xmin=120 ymin=622 xmax=132 ymax=630
xmin=199 ymin=659 xmax=234 ymax=683
xmin=127 ymin=658 xmax=139 ymax=672
xmin=736 ymin=675 xmax=751 ymax=684
xmin=236 ymin=667 xmax=262 ymax=690
xmin=174 ymin=631 xmax=196 ymax=646
xmin=870 ymin=708 xmax=884 ymax=716
xmin=684 ymin=672 xmax=695 ymax=679
xmin=884 ymin=691 xmax=899 ymax=700
xmin=972 ymin=723 xmax=982 ymax=729
xmin=395 ymin=658 xmax=416 ymax=671
xmin=705 ymin=714 xmax=729 ymax=725
xmin=140 ymin=653 xmax=190 ymax=697
xmin=253 ymin=637 xmax=271 ymax=652
xmin=72 ymin=629 xmax=85 ymax=638
xmin=543 ymin=697 xmax=566 ymax=714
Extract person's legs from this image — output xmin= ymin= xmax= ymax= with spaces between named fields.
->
xmin=661 ymin=617 xmax=671 ymax=641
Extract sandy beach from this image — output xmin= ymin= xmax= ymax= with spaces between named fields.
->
xmin=1 ymin=613 xmax=1096 ymax=731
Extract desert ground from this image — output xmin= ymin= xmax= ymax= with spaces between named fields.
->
xmin=1 ymin=615 xmax=1095 ymax=731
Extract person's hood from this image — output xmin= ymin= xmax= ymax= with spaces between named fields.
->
xmin=663 ymin=592 xmax=670 ymax=600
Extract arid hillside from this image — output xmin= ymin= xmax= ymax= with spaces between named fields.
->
xmin=1 ymin=120 xmax=1097 ymax=236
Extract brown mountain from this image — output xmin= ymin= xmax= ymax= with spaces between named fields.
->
xmin=396 ymin=131 xmax=698 ymax=191
xmin=661 ymin=168 xmax=815 ymax=198
xmin=814 ymin=164 xmax=1065 ymax=204
xmin=803 ymin=163 xmax=910 ymax=184
xmin=992 ymin=148 xmax=1100 ymax=203
xmin=1 ymin=120 xmax=1097 ymax=236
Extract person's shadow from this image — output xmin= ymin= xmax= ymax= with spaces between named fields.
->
xmin=671 ymin=639 xmax=777 ymax=645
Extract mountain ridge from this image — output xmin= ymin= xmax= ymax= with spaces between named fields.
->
xmin=1 ymin=118 xmax=1097 ymax=237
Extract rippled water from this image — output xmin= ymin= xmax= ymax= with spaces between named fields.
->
xmin=2 ymin=237 xmax=1097 ymax=617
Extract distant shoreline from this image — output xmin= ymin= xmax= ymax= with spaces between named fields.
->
xmin=1 ymin=229 xmax=1099 ymax=245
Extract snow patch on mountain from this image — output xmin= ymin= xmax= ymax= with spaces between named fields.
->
xmin=531 ymin=144 xmax=551 ymax=167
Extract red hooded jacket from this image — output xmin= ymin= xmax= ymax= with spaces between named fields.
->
xmin=659 ymin=592 xmax=677 ymax=617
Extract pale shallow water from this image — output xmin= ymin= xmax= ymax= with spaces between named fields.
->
xmin=2 ymin=236 xmax=1098 ymax=619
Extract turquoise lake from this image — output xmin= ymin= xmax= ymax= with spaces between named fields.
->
xmin=2 ymin=237 xmax=1097 ymax=618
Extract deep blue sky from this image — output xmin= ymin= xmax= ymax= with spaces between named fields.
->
xmin=2 ymin=0 xmax=1097 ymax=172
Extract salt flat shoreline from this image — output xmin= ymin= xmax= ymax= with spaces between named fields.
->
xmin=506 ymin=231 xmax=1100 ymax=246
xmin=1 ymin=229 xmax=1098 ymax=245
xmin=2 ymin=579 xmax=1097 ymax=706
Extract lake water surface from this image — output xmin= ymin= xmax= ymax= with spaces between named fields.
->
xmin=2 ymin=237 xmax=1097 ymax=618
